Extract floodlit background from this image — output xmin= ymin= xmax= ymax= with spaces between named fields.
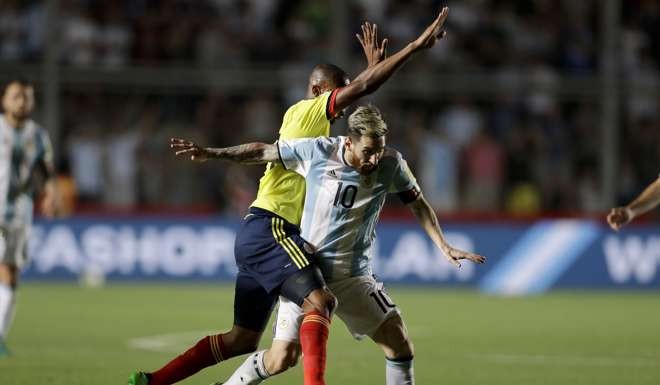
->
xmin=0 ymin=1 xmax=659 ymax=384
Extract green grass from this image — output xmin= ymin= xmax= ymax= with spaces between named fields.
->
xmin=1 ymin=283 xmax=659 ymax=385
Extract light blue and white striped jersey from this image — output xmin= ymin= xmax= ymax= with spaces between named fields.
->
xmin=0 ymin=114 xmax=53 ymax=227
xmin=278 ymin=136 xmax=420 ymax=281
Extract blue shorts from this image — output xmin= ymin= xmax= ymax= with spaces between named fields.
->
xmin=233 ymin=207 xmax=320 ymax=331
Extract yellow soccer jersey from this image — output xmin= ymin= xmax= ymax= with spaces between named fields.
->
xmin=251 ymin=90 xmax=335 ymax=225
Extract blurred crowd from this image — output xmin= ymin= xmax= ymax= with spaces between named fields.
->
xmin=2 ymin=0 xmax=659 ymax=216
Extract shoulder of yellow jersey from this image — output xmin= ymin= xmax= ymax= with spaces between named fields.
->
xmin=279 ymin=91 xmax=333 ymax=140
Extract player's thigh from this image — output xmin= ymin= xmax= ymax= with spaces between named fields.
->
xmin=235 ymin=212 xmax=325 ymax=306
xmin=233 ymin=272 xmax=279 ymax=334
xmin=329 ymin=276 xmax=401 ymax=340
xmin=371 ymin=313 xmax=414 ymax=360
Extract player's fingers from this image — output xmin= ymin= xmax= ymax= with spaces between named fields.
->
xmin=372 ymin=23 xmax=378 ymax=43
xmin=171 ymin=139 xmax=194 ymax=148
xmin=175 ymin=148 xmax=197 ymax=156
xmin=380 ymin=38 xmax=388 ymax=55
xmin=170 ymin=137 xmax=187 ymax=145
xmin=429 ymin=9 xmax=448 ymax=38
xmin=607 ymin=211 xmax=618 ymax=222
xmin=470 ymin=254 xmax=486 ymax=264
xmin=171 ymin=137 xmax=192 ymax=145
xmin=429 ymin=9 xmax=444 ymax=30
xmin=356 ymin=33 xmax=364 ymax=45
xmin=171 ymin=145 xmax=195 ymax=152
xmin=438 ymin=6 xmax=449 ymax=25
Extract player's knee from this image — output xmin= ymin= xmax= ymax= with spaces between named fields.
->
xmin=305 ymin=288 xmax=337 ymax=317
xmin=223 ymin=327 xmax=261 ymax=356
xmin=321 ymin=290 xmax=338 ymax=315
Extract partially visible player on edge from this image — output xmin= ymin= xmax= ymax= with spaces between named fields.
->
xmin=607 ymin=175 xmax=660 ymax=231
xmin=129 ymin=7 xmax=451 ymax=385
xmin=0 ymin=79 xmax=57 ymax=357
xmin=171 ymin=105 xmax=486 ymax=385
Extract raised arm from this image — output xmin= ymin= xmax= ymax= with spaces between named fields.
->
xmin=334 ymin=7 xmax=449 ymax=111
xmin=607 ymin=176 xmax=660 ymax=231
xmin=170 ymin=138 xmax=279 ymax=165
xmin=408 ymin=194 xmax=486 ymax=268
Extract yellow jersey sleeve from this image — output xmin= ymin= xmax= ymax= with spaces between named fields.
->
xmin=250 ymin=92 xmax=333 ymax=225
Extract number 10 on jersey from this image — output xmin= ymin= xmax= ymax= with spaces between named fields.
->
xmin=333 ymin=182 xmax=358 ymax=209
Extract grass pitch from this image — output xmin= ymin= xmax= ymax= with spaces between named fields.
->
xmin=1 ymin=283 xmax=659 ymax=385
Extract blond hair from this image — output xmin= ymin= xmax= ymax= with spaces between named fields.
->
xmin=347 ymin=105 xmax=389 ymax=139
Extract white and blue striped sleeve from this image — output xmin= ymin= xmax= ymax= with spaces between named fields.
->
xmin=389 ymin=153 xmax=421 ymax=203
xmin=277 ymin=138 xmax=319 ymax=177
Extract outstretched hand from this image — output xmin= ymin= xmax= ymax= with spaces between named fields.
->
xmin=357 ymin=21 xmax=388 ymax=67
xmin=412 ymin=6 xmax=449 ymax=51
xmin=443 ymin=246 xmax=486 ymax=268
xmin=170 ymin=137 xmax=210 ymax=162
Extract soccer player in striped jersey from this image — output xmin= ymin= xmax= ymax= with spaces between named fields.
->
xmin=0 ymin=79 xmax=56 ymax=357
xmin=607 ymin=175 xmax=660 ymax=230
xmin=171 ymin=105 xmax=485 ymax=385
xmin=131 ymin=8 xmax=452 ymax=385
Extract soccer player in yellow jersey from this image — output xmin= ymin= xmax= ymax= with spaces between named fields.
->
xmin=130 ymin=7 xmax=450 ymax=385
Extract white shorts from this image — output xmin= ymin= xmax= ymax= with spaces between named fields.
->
xmin=274 ymin=275 xmax=400 ymax=342
xmin=0 ymin=225 xmax=29 ymax=269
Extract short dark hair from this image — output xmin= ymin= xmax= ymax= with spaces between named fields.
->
xmin=310 ymin=64 xmax=349 ymax=88
xmin=347 ymin=105 xmax=389 ymax=139
xmin=3 ymin=77 xmax=33 ymax=96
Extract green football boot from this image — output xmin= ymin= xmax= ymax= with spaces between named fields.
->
xmin=127 ymin=371 xmax=149 ymax=385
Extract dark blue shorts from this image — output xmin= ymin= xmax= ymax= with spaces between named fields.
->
xmin=233 ymin=207 xmax=320 ymax=332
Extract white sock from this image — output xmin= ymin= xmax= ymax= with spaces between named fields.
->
xmin=224 ymin=350 xmax=270 ymax=385
xmin=0 ymin=284 xmax=15 ymax=339
xmin=386 ymin=357 xmax=415 ymax=385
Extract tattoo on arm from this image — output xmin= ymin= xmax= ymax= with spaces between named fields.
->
xmin=207 ymin=142 xmax=278 ymax=165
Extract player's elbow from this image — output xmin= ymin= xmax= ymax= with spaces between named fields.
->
xmin=356 ymin=78 xmax=372 ymax=94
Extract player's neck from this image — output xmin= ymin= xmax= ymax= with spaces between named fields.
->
xmin=342 ymin=144 xmax=358 ymax=170
xmin=4 ymin=114 xmax=26 ymax=129
xmin=342 ymin=144 xmax=356 ymax=169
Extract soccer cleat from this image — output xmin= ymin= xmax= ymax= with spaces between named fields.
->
xmin=127 ymin=371 xmax=149 ymax=385
xmin=0 ymin=338 xmax=11 ymax=358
